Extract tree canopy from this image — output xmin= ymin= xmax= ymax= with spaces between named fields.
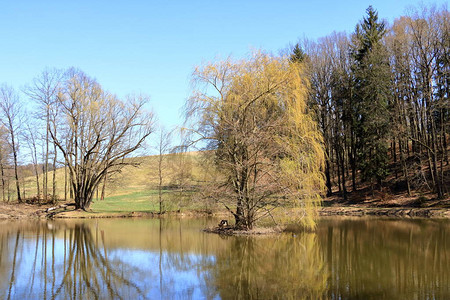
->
xmin=298 ymin=4 xmax=448 ymax=200
xmin=186 ymin=52 xmax=325 ymax=229
xmin=49 ymin=69 xmax=155 ymax=210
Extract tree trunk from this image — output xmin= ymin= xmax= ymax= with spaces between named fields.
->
xmin=44 ymin=116 xmax=49 ymax=204
xmin=69 ymin=176 xmax=74 ymax=199
xmin=158 ymin=151 xmax=163 ymax=214
xmin=444 ymin=127 xmax=448 ymax=165
xmin=11 ymin=131 xmax=21 ymax=203
xmin=350 ymin=133 xmax=357 ymax=192
xmin=7 ymin=177 xmax=10 ymax=203
xmin=33 ymin=163 xmax=41 ymax=204
xmin=100 ymin=174 xmax=107 ymax=201
xmin=52 ymin=143 xmax=57 ymax=204
xmin=392 ymin=139 xmax=398 ymax=179
xmin=234 ymin=197 xmax=247 ymax=230
xmin=22 ymin=177 xmax=25 ymax=200
xmin=74 ymin=184 xmax=96 ymax=211
xmin=0 ymin=160 xmax=5 ymax=202
xmin=399 ymin=140 xmax=411 ymax=196
xmin=336 ymin=152 xmax=342 ymax=194
xmin=338 ymin=147 xmax=347 ymax=201
xmin=35 ymin=171 xmax=41 ymax=203
xmin=431 ymin=122 xmax=443 ymax=198
xmin=64 ymin=164 xmax=67 ymax=201
xmin=325 ymin=152 xmax=332 ymax=197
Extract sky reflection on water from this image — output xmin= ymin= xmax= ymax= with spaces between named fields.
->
xmin=0 ymin=217 xmax=449 ymax=299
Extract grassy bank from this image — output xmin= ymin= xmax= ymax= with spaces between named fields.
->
xmin=90 ymin=189 xmax=220 ymax=214
xmin=15 ymin=152 xmax=219 ymax=213
xmin=4 ymin=150 xmax=449 ymax=220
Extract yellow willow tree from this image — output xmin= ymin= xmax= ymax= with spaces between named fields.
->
xmin=185 ymin=52 xmax=325 ymax=229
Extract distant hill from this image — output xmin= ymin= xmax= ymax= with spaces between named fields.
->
xmin=20 ymin=151 xmax=220 ymax=212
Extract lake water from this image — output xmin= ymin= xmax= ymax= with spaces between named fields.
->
xmin=0 ymin=217 xmax=448 ymax=299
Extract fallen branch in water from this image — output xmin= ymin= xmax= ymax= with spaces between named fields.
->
xmin=46 ymin=203 xmax=77 ymax=213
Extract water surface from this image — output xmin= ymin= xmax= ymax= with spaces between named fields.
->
xmin=0 ymin=217 xmax=448 ymax=299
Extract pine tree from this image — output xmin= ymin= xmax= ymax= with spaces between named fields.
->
xmin=290 ymin=44 xmax=308 ymax=63
xmin=352 ymin=6 xmax=391 ymax=188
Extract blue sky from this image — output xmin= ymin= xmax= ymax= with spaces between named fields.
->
xmin=0 ymin=0 xmax=444 ymax=130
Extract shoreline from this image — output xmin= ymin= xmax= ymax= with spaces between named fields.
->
xmin=319 ymin=206 xmax=450 ymax=218
xmin=1 ymin=201 xmax=449 ymax=220
xmin=0 ymin=202 xmax=229 ymax=220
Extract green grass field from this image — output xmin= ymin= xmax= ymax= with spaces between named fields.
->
xmin=91 ymin=191 xmax=160 ymax=213
xmin=20 ymin=152 xmax=219 ymax=214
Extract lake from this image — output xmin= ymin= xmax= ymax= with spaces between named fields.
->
xmin=0 ymin=217 xmax=449 ymax=299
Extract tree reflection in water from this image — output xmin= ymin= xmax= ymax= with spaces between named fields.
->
xmin=318 ymin=218 xmax=450 ymax=299
xmin=206 ymin=233 xmax=329 ymax=299
xmin=53 ymin=223 xmax=145 ymax=299
xmin=0 ymin=219 xmax=221 ymax=299
xmin=0 ymin=218 xmax=449 ymax=299
xmin=0 ymin=222 xmax=145 ymax=299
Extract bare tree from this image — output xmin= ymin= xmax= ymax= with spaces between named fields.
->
xmin=24 ymin=122 xmax=42 ymax=202
xmin=0 ymin=126 xmax=12 ymax=202
xmin=0 ymin=85 xmax=23 ymax=203
xmin=25 ymin=68 xmax=64 ymax=203
xmin=156 ymin=127 xmax=172 ymax=214
xmin=49 ymin=69 xmax=155 ymax=210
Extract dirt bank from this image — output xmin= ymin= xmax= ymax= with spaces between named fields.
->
xmin=319 ymin=206 xmax=450 ymax=218
xmin=1 ymin=201 xmax=449 ymax=220
xmin=0 ymin=202 xmax=53 ymax=219
xmin=0 ymin=202 xmax=227 ymax=219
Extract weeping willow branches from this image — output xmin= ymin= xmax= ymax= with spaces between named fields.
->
xmin=185 ymin=52 xmax=325 ymax=229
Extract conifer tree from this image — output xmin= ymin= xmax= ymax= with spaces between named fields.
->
xmin=352 ymin=6 xmax=391 ymax=188
xmin=290 ymin=44 xmax=308 ymax=63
